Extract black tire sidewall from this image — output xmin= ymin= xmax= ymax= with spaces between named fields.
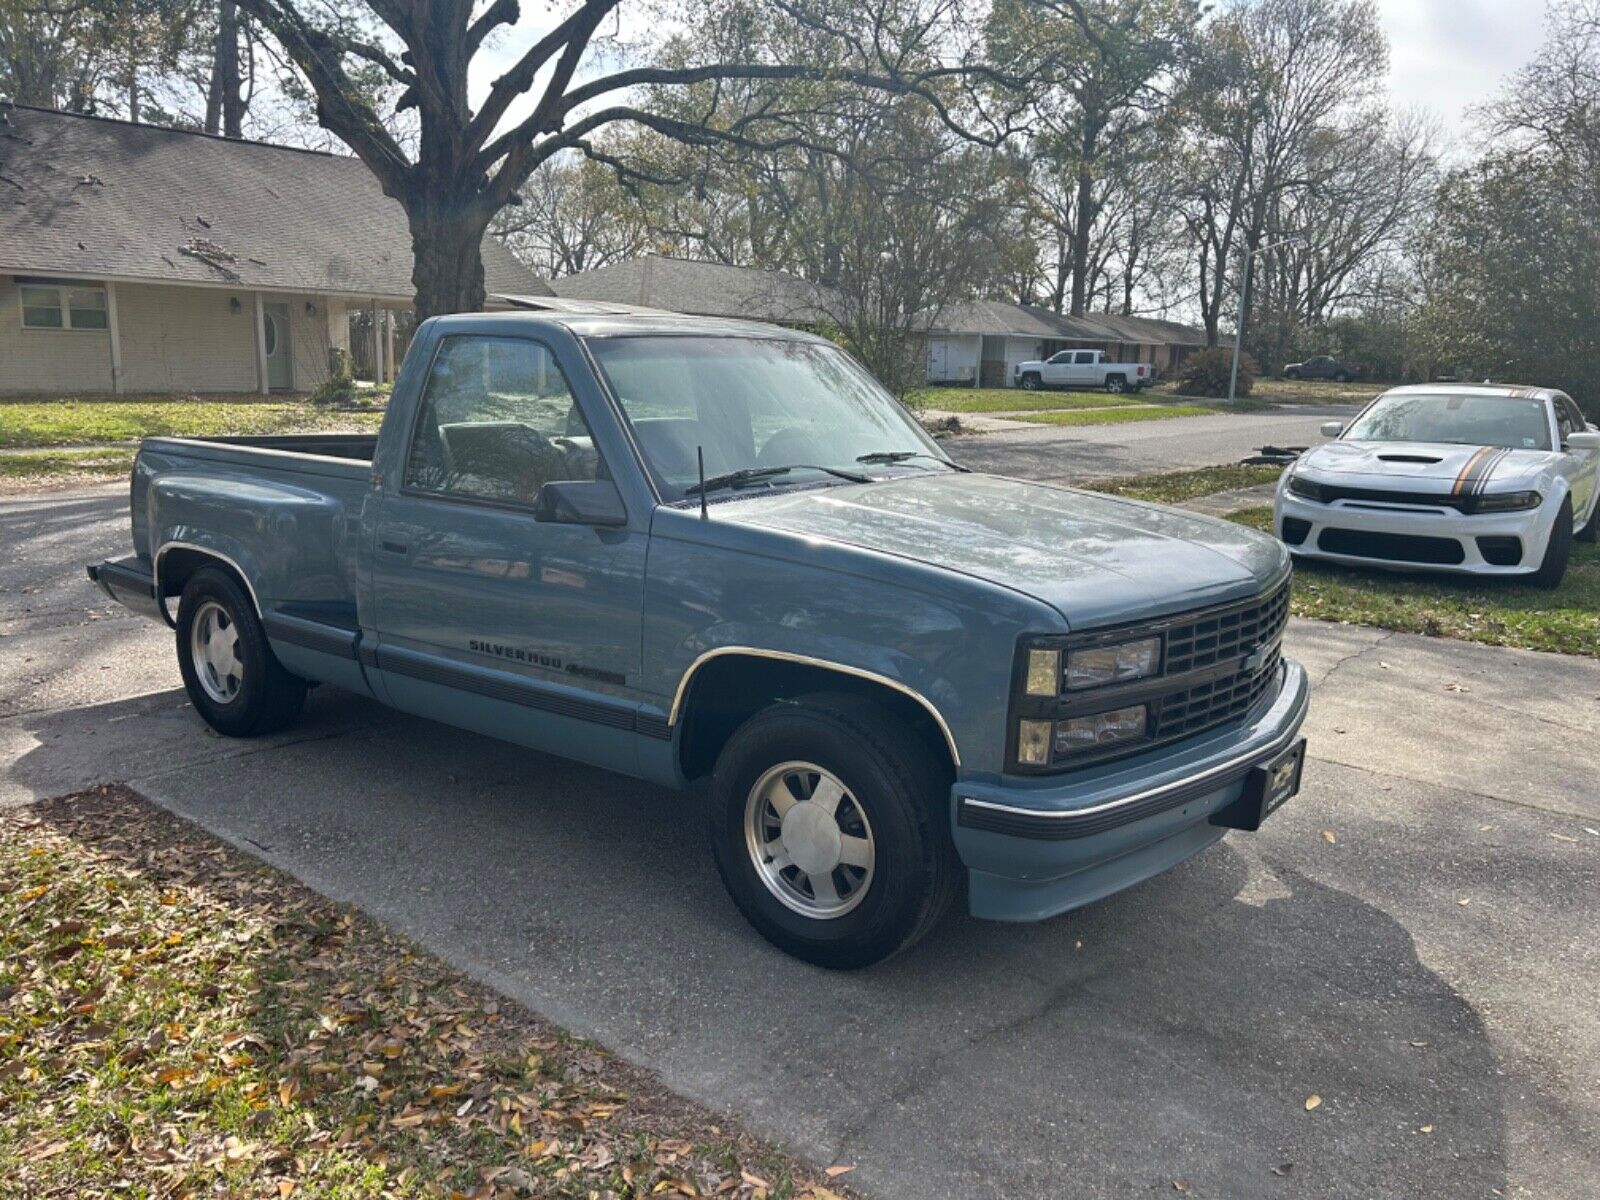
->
xmin=709 ymin=704 xmax=943 ymax=969
xmin=176 ymin=567 xmax=281 ymax=736
xmin=1532 ymin=499 xmax=1573 ymax=588
xmin=1021 ymin=373 xmax=1040 ymax=390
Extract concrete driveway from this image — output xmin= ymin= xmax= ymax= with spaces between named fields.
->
xmin=4 ymin=487 xmax=1598 ymax=1199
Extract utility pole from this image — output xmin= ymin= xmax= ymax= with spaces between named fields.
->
xmin=1228 ymin=236 xmax=1307 ymax=404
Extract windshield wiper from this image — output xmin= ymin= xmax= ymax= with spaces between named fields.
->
xmin=855 ymin=450 xmax=970 ymax=472
xmin=685 ymin=463 xmax=870 ymax=497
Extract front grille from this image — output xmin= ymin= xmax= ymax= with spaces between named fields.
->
xmin=1318 ymin=528 xmax=1465 ymax=565
xmin=1163 ymin=583 xmax=1291 ymax=676
xmin=1152 ymin=642 xmax=1283 ymax=739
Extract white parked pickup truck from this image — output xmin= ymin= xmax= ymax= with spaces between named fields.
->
xmin=1014 ymin=349 xmax=1151 ymax=394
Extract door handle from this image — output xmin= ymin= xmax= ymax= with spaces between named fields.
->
xmin=379 ymin=540 xmax=409 ymax=555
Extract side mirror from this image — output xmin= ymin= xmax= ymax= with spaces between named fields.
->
xmin=534 ymin=479 xmax=627 ymax=527
xmin=1320 ymin=421 xmax=1345 ymax=438
xmin=1566 ymin=431 xmax=1600 ymax=451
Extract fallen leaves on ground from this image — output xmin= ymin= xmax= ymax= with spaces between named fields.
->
xmin=0 ymin=785 xmax=848 ymax=1200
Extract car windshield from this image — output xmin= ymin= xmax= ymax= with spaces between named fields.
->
xmin=586 ymin=335 xmax=949 ymax=499
xmin=1343 ymin=393 xmax=1552 ymax=451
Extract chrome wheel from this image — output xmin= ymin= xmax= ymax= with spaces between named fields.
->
xmin=744 ymin=761 xmax=875 ymax=919
xmin=189 ymin=599 xmax=243 ymax=704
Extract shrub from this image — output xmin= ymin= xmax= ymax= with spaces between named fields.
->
xmin=310 ymin=349 xmax=359 ymax=408
xmin=1176 ymin=347 xmax=1258 ymax=398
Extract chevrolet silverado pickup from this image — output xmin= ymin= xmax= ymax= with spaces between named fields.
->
xmin=90 ymin=309 xmax=1309 ymax=968
xmin=1013 ymin=349 xmax=1151 ymax=393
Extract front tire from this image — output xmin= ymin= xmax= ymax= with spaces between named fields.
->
xmin=709 ymin=696 xmax=958 ymax=969
xmin=176 ymin=566 xmax=306 ymax=736
xmin=1530 ymin=498 xmax=1573 ymax=590
xmin=1284 ymin=369 xmax=1301 ymax=381
xmin=1020 ymin=372 xmax=1041 ymax=391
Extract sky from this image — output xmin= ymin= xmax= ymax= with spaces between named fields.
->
xmin=1377 ymin=0 xmax=1548 ymax=144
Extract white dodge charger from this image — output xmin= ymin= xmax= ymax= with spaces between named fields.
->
xmin=1274 ymin=384 xmax=1599 ymax=588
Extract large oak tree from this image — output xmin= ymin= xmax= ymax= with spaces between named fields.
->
xmin=231 ymin=0 xmax=1001 ymax=317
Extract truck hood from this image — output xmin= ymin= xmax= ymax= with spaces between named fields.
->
xmin=1298 ymin=440 xmax=1553 ymax=489
xmin=712 ymin=473 xmax=1287 ymax=629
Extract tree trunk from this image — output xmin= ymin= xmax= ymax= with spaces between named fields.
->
xmin=409 ymin=202 xmax=490 ymax=320
xmin=206 ymin=1 xmax=244 ymax=136
xmin=1068 ymin=121 xmax=1101 ymax=317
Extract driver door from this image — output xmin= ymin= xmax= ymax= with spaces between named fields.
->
xmin=369 ymin=332 xmax=648 ymax=770
xmin=1041 ymin=351 xmax=1072 ymax=386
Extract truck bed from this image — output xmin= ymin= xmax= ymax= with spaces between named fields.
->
xmin=166 ymin=432 xmax=380 ymax=461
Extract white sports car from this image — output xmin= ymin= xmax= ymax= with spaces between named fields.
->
xmin=1274 ymin=384 xmax=1600 ymax=588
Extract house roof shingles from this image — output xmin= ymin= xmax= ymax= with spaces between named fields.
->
xmin=927 ymin=299 xmax=1209 ymax=347
xmin=0 ymin=104 xmax=550 ymax=301
xmin=551 ymin=255 xmax=836 ymax=325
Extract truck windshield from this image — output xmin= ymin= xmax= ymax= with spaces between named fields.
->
xmin=1343 ymin=393 xmax=1552 ymax=451
xmin=586 ymin=335 xmax=948 ymax=500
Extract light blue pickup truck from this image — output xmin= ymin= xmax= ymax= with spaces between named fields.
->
xmin=90 ymin=309 xmax=1309 ymax=967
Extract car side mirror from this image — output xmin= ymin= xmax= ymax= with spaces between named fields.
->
xmin=534 ymin=479 xmax=627 ymax=526
xmin=1320 ymin=421 xmax=1345 ymax=438
xmin=1566 ymin=431 xmax=1600 ymax=451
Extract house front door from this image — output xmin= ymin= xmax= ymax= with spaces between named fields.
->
xmin=263 ymin=302 xmax=293 ymax=390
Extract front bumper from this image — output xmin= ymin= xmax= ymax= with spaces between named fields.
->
xmin=1274 ymin=490 xmax=1555 ymax=575
xmin=951 ymin=658 xmax=1309 ymax=922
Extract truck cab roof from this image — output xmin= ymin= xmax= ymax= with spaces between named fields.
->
xmin=446 ymin=306 xmax=831 ymax=345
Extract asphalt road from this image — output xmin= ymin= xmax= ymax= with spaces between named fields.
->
xmin=945 ymin=405 xmax=1351 ymax=481
xmin=4 ymin=484 xmax=1598 ymax=1200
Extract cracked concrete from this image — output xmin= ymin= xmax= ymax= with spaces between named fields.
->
xmin=4 ymin=487 xmax=1599 ymax=1199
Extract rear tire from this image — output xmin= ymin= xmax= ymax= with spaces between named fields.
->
xmin=176 ymin=565 xmax=306 ymax=736
xmin=1529 ymin=499 xmax=1573 ymax=590
xmin=1105 ymin=375 xmax=1126 ymax=394
xmin=708 ymin=695 xmax=958 ymax=969
xmin=1334 ymin=371 xmax=1349 ymax=383
xmin=1576 ymin=494 xmax=1599 ymax=543
xmin=1020 ymin=372 xmax=1041 ymax=391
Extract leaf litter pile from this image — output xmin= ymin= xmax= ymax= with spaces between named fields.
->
xmin=0 ymin=785 xmax=853 ymax=1200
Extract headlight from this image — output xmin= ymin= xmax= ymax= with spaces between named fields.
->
xmin=1055 ymin=705 xmax=1148 ymax=756
xmin=1474 ymin=490 xmax=1541 ymax=513
xmin=1065 ymin=637 xmax=1160 ymax=691
xmin=1014 ymin=705 xmax=1150 ymax=766
xmin=1286 ymin=473 xmax=1326 ymax=502
xmin=1024 ymin=648 xmax=1060 ymax=696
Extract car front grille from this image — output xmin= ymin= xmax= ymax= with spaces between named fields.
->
xmin=1162 ymin=582 xmax=1291 ymax=676
xmin=1151 ymin=641 xmax=1283 ymax=739
xmin=1318 ymin=528 xmax=1465 ymax=565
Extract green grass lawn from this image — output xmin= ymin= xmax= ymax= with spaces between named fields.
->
xmin=1150 ymin=378 xmax=1381 ymax=407
xmin=1229 ymin=506 xmax=1600 ymax=657
xmin=1085 ymin=464 xmax=1286 ymax=504
xmin=0 ymin=394 xmax=387 ymax=449
xmin=0 ymin=448 xmax=136 ymax=491
xmin=1020 ymin=404 xmax=1214 ymax=427
xmin=909 ymin=386 xmax=1147 ymax=413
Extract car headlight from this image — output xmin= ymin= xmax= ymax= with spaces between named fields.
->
xmin=1015 ymin=705 xmax=1150 ymax=766
xmin=1065 ymin=636 xmax=1161 ymax=691
xmin=1474 ymin=490 xmax=1542 ymax=513
xmin=1286 ymin=473 xmax=1326 ymax=502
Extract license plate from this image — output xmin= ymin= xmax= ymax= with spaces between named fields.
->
xmin=1211 ymin=738 xmax=1306 ymax=831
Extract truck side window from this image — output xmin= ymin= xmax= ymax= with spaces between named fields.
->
xmin=1074 ymin=351 xmax=1094 ymax=365
xmin=404 ymin=335 xmax=601 ymax=506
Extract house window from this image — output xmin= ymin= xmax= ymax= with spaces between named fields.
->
xmin=19 ymin=281 xmax=109 ymax=330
